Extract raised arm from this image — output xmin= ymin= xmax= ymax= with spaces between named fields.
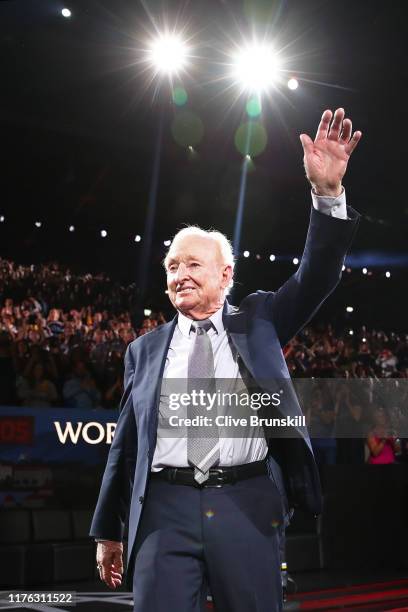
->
xmin=267 ymin=109 xmax=362 ymax=346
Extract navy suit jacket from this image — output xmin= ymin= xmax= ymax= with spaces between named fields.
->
xmin=90 ymin=205 xmax=360 ymax=582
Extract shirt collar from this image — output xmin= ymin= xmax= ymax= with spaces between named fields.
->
xmin=177 ymin=304 xmax=225 ymax=338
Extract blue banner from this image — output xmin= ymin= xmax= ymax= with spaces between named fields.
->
xmin=0 ymin=407 xmax=118 ymax=465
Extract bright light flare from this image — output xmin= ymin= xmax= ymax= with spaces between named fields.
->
xmin=148 ymin=34 xmax=189 ymax=75
xmin=61 ymin=8 xmax=71 ymax=18
xmin=287 ymin=78 xmax=298 ymax=90
xmin=231 ymin=44 xmax=281 ymax=93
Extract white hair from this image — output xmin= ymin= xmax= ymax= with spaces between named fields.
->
xmin=163 ymin=226 xmax=235 ymax=292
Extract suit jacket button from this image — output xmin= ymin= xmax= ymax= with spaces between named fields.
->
xmin=139 ymin=496 xmax=144 ymax=504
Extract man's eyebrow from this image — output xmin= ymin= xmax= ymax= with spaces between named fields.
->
xmin=165 ymin=256 xmax=178 ymax=269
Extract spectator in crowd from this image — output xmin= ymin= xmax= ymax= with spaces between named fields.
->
xmin=104 ymin=365 xmax=125 ymax=409
xmin=47 ymin=308 xmax=65 ymax=336
xmin=16 ymin=361 xmax=58 ymax=408
xmin=63 ymin=360 xmax=102 ymax=409
xmin=366 ymin=407 xmax=399 ymax=464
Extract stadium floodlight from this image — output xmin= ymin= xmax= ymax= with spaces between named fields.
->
xmin=0 ymin=215 xmax=5 ymax=223
xmin=385 ymin=271 xmax=391 ymax=278
xmin=134 ymin=234 xmax=142 ymax=242
xmin=61 ymin=8 xmax=71 ymax=18
xmin=148 ymin=34 xmax=189 ymax=75
xmin=269 ymin=254 xmax=275 ymax=262
xmin=362 ymin=267 xmax=368 ymax=275
xmin=243 ymin=250 xmax=250 ymax=258
xmin=287 ymin=78 xmax=298 ymax=90
xmin=293 ymin=257 xmax=299 ymax=265
xmin=100 ymin=230 xmax=107 ymax=238
xmin=69 ymin=225 xmax=75 ymax=232
xmin=35 ymin=221 xmax=42 ymax=228
xmin=231 ymin=43 xmax=281 ymax=93
xmin=346 ymin=306 xmax=354 ymax=313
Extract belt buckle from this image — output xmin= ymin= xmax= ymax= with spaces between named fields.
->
xmin=204 ymin=468 xmax=225 ymax=488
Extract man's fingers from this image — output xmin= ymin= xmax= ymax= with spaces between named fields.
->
xmin=96 ymin=540 xmax=124 ymax=589
xmin=99 ymin=564 xmax=122 ymax=589
xmin=344 ymin=131 xmax=362 ymax=156
xmin=315 ymin=109 xmax=332 ymax=141
xmin=327 ymin=108 xmax=345 ymax=140
xmin=108 ymin=572 xmax=122 ymax=589
xmin=299 ymin=133 xmax=314 ymax=155
xmin=340 ymin=118 xmax=352 ymax=143
xmin=112 ymin=551 xmax=124 ymax=574
xmin=110 ymin=564 xmax=123 ymax=579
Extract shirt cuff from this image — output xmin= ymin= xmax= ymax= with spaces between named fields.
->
xmin=311 ymin=187 xmax=347 ymax=220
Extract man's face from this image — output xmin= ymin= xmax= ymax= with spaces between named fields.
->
xmin=165 ymin=235 xmax=232 ymax=319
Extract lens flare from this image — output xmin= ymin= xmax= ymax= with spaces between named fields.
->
xmin=149 ymin=34 xmax=189 ymax=75
xmin=231 ymin=44 xmax=281 ymax=93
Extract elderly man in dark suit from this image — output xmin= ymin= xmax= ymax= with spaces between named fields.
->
xmin=90 ymin=108 xmax=362 ymax=611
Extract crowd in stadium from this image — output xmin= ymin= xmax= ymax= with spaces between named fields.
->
xmin=1 ymin=256 xmax=408 ymax=464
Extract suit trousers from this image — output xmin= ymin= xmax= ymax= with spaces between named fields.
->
xmin=131 ymin=473 xmax=283 ymax=612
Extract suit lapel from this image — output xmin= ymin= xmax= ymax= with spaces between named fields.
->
xmin=223 ymin=300 xmax=257 ymax=381
xmin=143 ymin=317 xmax=177 ymax=454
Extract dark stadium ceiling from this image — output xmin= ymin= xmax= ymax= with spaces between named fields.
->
xmin=0 ymin=0 xmax=407 ymax=282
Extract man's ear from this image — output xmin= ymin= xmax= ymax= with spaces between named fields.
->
xmin=221 ymin=265 xmax=233 ymax=289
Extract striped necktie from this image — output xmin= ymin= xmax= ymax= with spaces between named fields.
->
xmin=187 ymin=319 xmax=220 ymax=484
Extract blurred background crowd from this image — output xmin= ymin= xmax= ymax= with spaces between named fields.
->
xmin=1 ymin=257 xmax=407 ymax=408
xmin=0 ymin=258 xmax=166 ymax=410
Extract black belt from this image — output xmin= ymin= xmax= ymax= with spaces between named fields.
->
xmin=151 ymin=460 xmax=267 ymax=488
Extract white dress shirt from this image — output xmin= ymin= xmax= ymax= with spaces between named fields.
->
xmin=152 ymin=191 xmax=348 ymax=470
